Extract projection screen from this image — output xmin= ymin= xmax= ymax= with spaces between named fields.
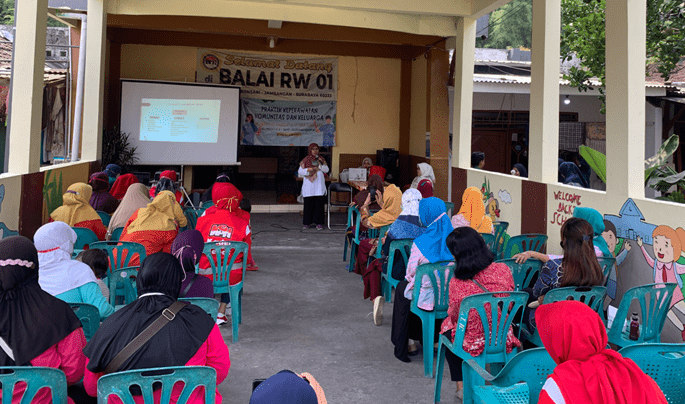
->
xmin=120 ymin=80 xmax=241 ymax=165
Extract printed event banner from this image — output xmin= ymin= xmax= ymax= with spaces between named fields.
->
xmin=240 ymin=98 xmax=336 ymax=147
xmin=196 ymin=49 xmax=337 ymax=101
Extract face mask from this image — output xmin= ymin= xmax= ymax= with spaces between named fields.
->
xmin=511 ymin=169 xmax=517 ymax=175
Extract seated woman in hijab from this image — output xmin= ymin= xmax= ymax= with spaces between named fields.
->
xmin=346 ymin=174 xmax=385 ymax=247
xmin=106 ymin=183 xmax=150 ymax=240
xmin=410 ymin=163 xmax=436 ymax=190
xmin=50 ymin=182 xmax=108 ymax=240
xmin=0 ymin=236 xmax=88 ymax=404
xmin=110 ymin=173 xmax=140 ymax=200
xmin=382 ymin=189 xmax=425 ymax=286
xmin=172 ymin=229 xmax=214 ymax=299
xmin=355 ymin=184 xmax=402 ymax=318
xmin=452 ymin=186 xmax=493 ymax=234
xmin=120 ymin=187 xmax=188 ymax=266
xmin=150 ymin=170 xmax=184 ymax=204
xmin=35 ymin=222 xmax=114 ymax=319
xmin=88 ymin=172 xmax=119 ymax=214
xmin=250 ymin=370 xmax=327 ymax=404
xmin=196 ymin=182 xmax=252 ymax=326
xmin=537 ymin=301 xmax=666 ymax=404
xmin=83 ymin=253 xmax=230 ymax=404
xmin=511 ymin=163 xmax=528 ymax=178
xmin=104 ymin=164 xmax=121 ymax=186
xmin=200 ymin=172 xmax=231 ymax=205
xmin=391 ymin=197 xmax=454 ymax=362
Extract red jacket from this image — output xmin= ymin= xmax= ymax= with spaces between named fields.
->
xmin=84 ymin=325 xmax=229 ymax=404
xmin=9 ymin=328 xmax=86 ymax=404
xmin=196 ymin=209 xmax=251 ymax=285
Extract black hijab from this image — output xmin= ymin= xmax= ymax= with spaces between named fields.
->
xmin=0 ymin=236 xmax=82 ymax=366
xmin=200 ymin=173 xmax=231 ymax=203
xmin=83 ymin=252 xmax=214 ymax=373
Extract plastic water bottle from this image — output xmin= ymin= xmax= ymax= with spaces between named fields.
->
xmin=629 ymin=312 xmax=640 ymax=341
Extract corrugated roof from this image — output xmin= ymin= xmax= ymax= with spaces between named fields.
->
xmin=473 ymin=73 xmax=666 ymax=88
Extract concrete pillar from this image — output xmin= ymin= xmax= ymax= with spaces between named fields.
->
xmin=81 ymin=0 xmax=107 ymax=161
xmin=427 ymin=40 xmax=450 ymax=200
xmin=605 ymin=0 xmax=646 ymax=198
xmin=7 ymin=0 xmax=48 ymax=174
xmin=451 ymin=17 xmax=477 ymax=170
xmin=528 ymin=0 xmax=561 ymax=184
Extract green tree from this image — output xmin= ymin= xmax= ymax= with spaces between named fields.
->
xmin=0 ymin=0 xmax=66 ymax=27
xmin=478 ymin=0 xmax=533 ymax=49
xmin=561 ymin=0 xmax=685 ymax=113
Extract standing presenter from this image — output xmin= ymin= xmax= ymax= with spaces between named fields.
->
xmin=298 ymin=143 xmax=329 ymax=230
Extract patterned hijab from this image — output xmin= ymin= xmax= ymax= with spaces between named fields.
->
xmin=367 ymin=184 xmax=402 ymax=228
xmin=50 ymin=183 xmax=100 ymax=225
xmin=457 ymin=186 xmax=493 ymax=233
xmin=387 ymin=189 xmax=424 ymax=240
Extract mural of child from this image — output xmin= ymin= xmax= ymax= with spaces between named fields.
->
xmin=601 ymin=220 xmax=629 ymax=303
xmin=636 ymin=225 xmax=685 ymax=341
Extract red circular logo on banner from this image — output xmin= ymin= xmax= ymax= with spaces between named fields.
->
xmin=202 ymin=54 xmax=220 ymax=70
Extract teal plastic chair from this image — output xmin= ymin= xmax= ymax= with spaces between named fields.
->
xmin=481 ymin=233 xmax=496 ymax=256
xmin=496 ymin=258 xmax=544 ymax=291
xmin=0 ymin=366 xmax=68 ymax=404
xmin=607 ymin=283 xmax=677 ymax=349
xmin=618 ymin=343 xmax=685 ymax=404
xmin=343 ymin=206 xmax=360 ymax=262
xmin=523 ymin=286 xmax=607 ymax=347
xmin=198 ymin=241 xmax=248 ymax=343
xmin=110 ymin=227 xmax=124 ymax=241
xmin=89 ymin=241 xmax=147 ymax=273
xmin=597 ymin=256 xmax=616 ymax=286
xmin=97 ymin=366 xmax=217 ymax=404
xmin=381 ymin=239 xmax=412 ymax=302
xmin=463 ymin=348 xmax=556 ymax=404
xmin=493 ymin=221 xmax=510 ymax=259
xmin=71 ymin=226 xmax=99 ymax=252
xmin=180 ymin=297 xmax=220 ymax=321
xmin=434 ymin=291 xmax=529 ymax=403
xmin=409 ymin=261 xmax=455 ymax=378
xmin=502 ymin=234 xmax=548 ymax=259
xmin=201 ymin=200 xmax=214 ymax=208
xmin=371 ymin=224 xmax=391 ymax=261
xmin=70 ymin=303 xmax=100 ymax=342
xmin=96 ymin=211 xmax=111 ymax=227
xmin=182 ymin=207 xmax=206 ymax=231
xmin=444 ymin=201 xmax=454 ymax=216
xmin=107 ymin=266 xmax=139 ymax=307
xmin=347 ymin=208 xmax=363 ymax=272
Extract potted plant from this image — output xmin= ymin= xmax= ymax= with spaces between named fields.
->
xmin=102 ymin=127 xmax=139 ymax=170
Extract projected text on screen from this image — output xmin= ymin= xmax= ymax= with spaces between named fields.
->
xmin=140 ymin=99 xmax=221 ymax=143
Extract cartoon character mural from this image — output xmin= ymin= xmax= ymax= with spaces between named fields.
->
xmin=603 ymin=198 xmax=685 ymax=341
xmin=0 ymin=184 xmax=18 ymax=239
xmin=481 ymin=178 xmax=501 ymax=222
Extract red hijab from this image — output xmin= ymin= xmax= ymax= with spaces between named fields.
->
xmin=537 ymin=301 xmax=667 ymax=404
xmin=110 ymin=173 xmax=139 ymax=200
xmin=207 ymin=182 xmax=242 ymax=214
xmin=300 ymin=143 xmax=324 ymax=168
xmin=369 ymin=165 xmax=386 ymax=180
xmin=418 ymin=179 xmax=433 ymax=198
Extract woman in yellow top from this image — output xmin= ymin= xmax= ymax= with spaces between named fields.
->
xmin=120 ymin=190 xmax=188 ymax=266
xmin=50 ymin=183 xmax=108 ymax=240
xmin=451 ymin=186 xmax=493 ymax=234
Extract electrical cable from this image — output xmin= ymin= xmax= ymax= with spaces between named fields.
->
xmin=477 ymin=0 xmax=532 ymax=37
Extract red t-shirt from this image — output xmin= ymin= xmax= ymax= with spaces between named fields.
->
xmin=196 ymin=209 xmax=251 ymax=285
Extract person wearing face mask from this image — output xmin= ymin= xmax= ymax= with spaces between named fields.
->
xmin=511 ymin=163 xmax=528 ymax=178
xmin=82 ymin=252 xmax=230 ymax=404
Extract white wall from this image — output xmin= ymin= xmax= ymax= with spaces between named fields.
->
xmin=472 ymin=92 xmax=606 ymax=123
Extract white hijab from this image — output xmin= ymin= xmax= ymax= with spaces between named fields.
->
xmin=411 ymin=163 xmax=436 ymax=188
xmin=400 ymin=188 xmax=422 ymax=217
xmin=35 ymin=221 xmax=98 ymax=296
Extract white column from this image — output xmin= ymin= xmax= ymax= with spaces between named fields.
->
xmin=451 ymin=17 xmax=476 ymax=170
xmin=7 ymin=0 xmax=48 ymax=174
xmin=81 ymin=0 xmax=106 ymax=161
xmin=528 ymin=0 xmax=561 ymax=183
xmin=605 ymin=0 xmax=646 ymax=198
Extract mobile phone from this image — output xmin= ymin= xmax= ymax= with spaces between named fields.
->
xmin=368 ymin=186 xmax=376 ymax=201
xmin=252 ymin=379 xmax=266 ymax=392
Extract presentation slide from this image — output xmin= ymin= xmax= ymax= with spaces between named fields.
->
xmin=140 ymin=99 xmax=221 ymax=143
xmin=120 ymin=80 xmax=241 ymax=165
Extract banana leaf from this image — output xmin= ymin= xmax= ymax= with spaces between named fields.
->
xmin=579 ymin=145 xmax=606 ymax=183
xmin=648 ymin=169 xmax=685 ymax=193
xmin=645 ymin=134 xmax=680 ymax=178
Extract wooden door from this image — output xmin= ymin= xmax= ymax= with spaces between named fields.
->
xmin=472 ymin=130 xmax=510 ymax=174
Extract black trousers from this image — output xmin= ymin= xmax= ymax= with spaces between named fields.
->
xmin=303 ymin=195 xmax=326 ymax=226
xmin=390 ymin=280 xmax=441 ymax=361
xmin=444 ymin=344 xmax=464 ymax=382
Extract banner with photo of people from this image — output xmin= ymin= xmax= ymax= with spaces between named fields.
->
xmin=240 ymin=98 xmax=336 ymax=147
xmin=196 ymin=49 xmax=338 ymax=146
